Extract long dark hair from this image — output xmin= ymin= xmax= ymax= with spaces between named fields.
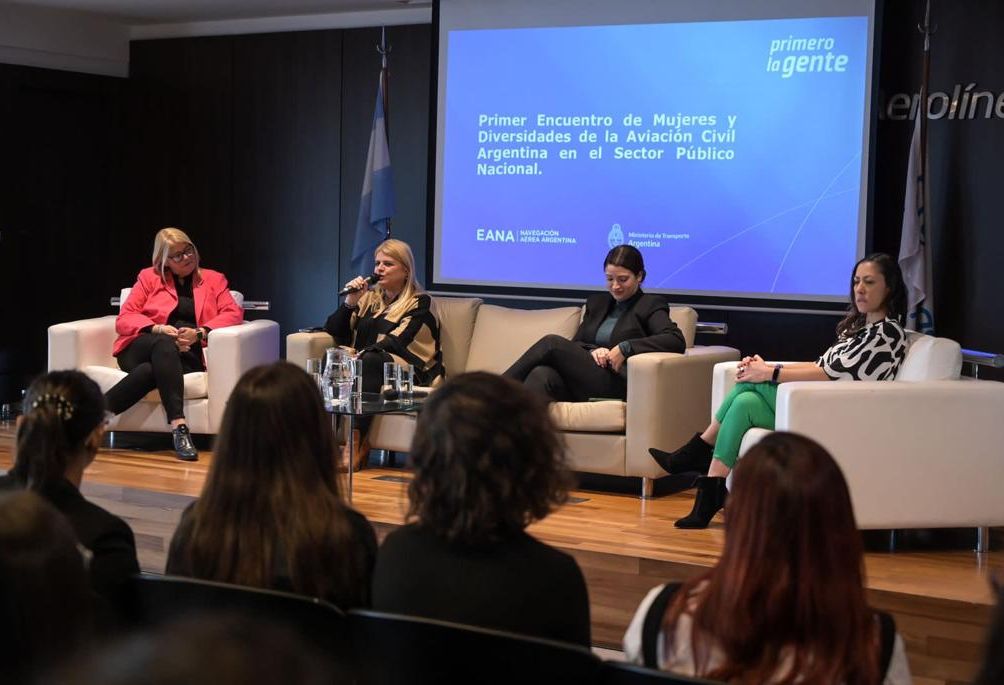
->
xmin=604 ymin=244 xmax=645 ymax=281
xmin=407 ymin=372 xmax=572 ymax=546
xmin=662 ymin=433 xmax=880 ymax=684
xmin=175 ymin=362 xmax=368 ymax=607
xmin=13 ymin=370 xmax=106 ymax=490
xmin=0 ymin=491 xmax=93 ymax=682
xmin=836 ymin=252 xmax=906 ymax=338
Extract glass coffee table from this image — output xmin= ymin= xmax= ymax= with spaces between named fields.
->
xmin=327 ymin=392 xmax=424 ymax=499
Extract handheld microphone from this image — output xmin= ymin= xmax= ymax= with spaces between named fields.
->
xmin=337 ymin=274 xmax=379 ymax=297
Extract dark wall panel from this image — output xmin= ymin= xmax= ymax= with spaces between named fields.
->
xmin=126 ymin=38 xmax=234 ymax=285
xmin=230 ymin=30 xmax=343 ymax=334
xmin=0 ymin=63 xmax=124 ymax=401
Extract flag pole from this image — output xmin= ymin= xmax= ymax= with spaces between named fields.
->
xmin=378 ymin=27 xmax=392 ymax=238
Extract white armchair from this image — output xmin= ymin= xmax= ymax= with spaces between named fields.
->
xmin=711 ymin=332 xmax=1004 ymax=533
xmin=48 ymin=290 xmax=280 ymax=434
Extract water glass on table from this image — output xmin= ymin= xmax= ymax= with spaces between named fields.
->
xmin=397 ymin=364 xmax=414 ymax=401
xmin=382 ymin=362 xmax=400 ymax=401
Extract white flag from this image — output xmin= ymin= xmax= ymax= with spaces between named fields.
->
xmin=897 ymin=113 xmax=935 ymax=333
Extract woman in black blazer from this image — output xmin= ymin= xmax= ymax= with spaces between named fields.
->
xmin=503 ymin=244 xmax=686 ymax=401
xmin=0 ymin=371 xmax=139 ymax=601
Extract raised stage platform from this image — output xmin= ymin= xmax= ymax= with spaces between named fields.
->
xmin=0 ymin=428 xmax=996 ymax=685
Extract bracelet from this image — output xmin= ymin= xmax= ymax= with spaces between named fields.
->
xmin=771 ymin=363 xmax=784 ymax=384
xmin=195 ymin=329 xmax=204 ymax=343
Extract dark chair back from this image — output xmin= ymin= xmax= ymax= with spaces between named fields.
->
xmin=601 ymin=661 xmax=722 ymax=684
xmin=118 ymin=573 xmax=351 ymax=674
xmin=348 ymin=609 xmax=602 ymax=684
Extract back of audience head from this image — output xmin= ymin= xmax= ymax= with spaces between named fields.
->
xmin=47 ymin=615 xmax=332 ymax=685
xmin=407 ymin=371 xmax=572 ymax=546
xmin=0 ymin=491 xmax=92 ymax=683
xmin=667 ymin=432 xmax=879 ymax=683
xmin=13 ymin=370 xmax=107 ymax=490
xmin=179 ymin=362 xmax=359 ymax=600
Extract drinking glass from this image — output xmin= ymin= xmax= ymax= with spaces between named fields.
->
xmin=397 ymin=364 xmax=414 ymax=401
xmin=382 ymin=362 xmax=401 ymax=401
xmin=335 ymin=357 xmax=356 ymax=405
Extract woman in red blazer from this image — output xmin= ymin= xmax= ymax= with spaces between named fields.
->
xmin=105 ymin=228 xmax=243 ymax=460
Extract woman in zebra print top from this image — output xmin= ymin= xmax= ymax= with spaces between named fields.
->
xmin=649 ymin=253 xmax=908 ymax=529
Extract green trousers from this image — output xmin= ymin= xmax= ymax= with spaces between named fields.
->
xmin=712 ymin=382 xmax=778 ymax=469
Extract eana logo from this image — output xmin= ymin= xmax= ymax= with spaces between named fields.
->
xmin=476 ymin=228 xmax=515 ymax=242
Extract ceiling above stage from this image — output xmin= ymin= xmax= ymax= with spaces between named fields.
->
xmin=8 ymin=0 xmax=429 ymax=25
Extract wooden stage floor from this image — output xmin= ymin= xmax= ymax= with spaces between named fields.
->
xmin=0 ymin=428 xmax=997 ymax=684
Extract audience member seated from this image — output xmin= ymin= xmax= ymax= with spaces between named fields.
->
xmin=104 ymin=227 xmax=244 ymax=461
xmin=649 ymin=252 xmax=908 ymax=528
xmin=0 ymin=370 xmax=140 ymax=600
xmin=974 ymin=575 xmax=1004 ymax=685
xmin=504 ymin=244 xmax=685 ymax=401
xmin=325 ymin=238 xmax=444 ymax=469
xmin=166 ymin=362 xmax=376 ymax=609
xmin=624 ymin=432 xmax=912 ymax=684
xmin=48 ymin=615 xmax=332 ymax=685
xmin=372 ymin=372 xmax=591 ymax=646
xmin=0 ymin=491 xmax=94 ymax=684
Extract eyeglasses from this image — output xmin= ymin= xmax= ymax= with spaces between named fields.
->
xmin=168 ymin=246 xmax=195 ymax=263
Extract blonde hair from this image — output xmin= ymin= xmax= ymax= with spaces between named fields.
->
xmin=359 ymin=238 xmax=422 ymax=321
xmin=152 ymin=227 xmax=200 ymax=281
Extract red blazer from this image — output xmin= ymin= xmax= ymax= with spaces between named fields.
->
xmin=113 ymin=267 xmax=244 ymax=357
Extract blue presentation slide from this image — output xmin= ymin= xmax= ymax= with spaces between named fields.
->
xmin=437 ymin=16 xmax=869 ymax=300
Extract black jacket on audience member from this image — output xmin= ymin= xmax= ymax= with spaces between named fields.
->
xmin=0 ymin=474 xmax=140 ymax=599
xmin=372 ymin=524 xmax=591 ymax=646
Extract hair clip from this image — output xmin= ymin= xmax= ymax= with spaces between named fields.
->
xmin=30 ymin=393 xmax=76 ymax=421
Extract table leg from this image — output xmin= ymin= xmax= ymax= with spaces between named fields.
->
xmin=347 ymin=414 xmax=355 ymax=502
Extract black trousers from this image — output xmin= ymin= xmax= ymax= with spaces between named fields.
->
xmin=105 ymin=333 xmax=204 ymax=423
xmin=502 ymin=334 xmax=626 ymax=402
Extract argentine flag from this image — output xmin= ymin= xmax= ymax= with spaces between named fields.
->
xmin=351 ymin=75 xmax=395 ymax=277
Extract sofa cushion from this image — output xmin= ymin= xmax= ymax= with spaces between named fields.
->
xmin=550 ymin=400 xmax=625 ymax=432
xmin=897 ymin=332 xmax=962 ymax=381
xmin=465 ymin=304 xmax=582 ymax=374
xmin=669 ymin=306 xmax=697 ymax=349
xmin=84 ymin=365 xmax=209 ymax=401
xmin=431 ymin=297 xmax=482 ymax=377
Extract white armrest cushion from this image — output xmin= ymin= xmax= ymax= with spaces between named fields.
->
xmin=625 ymin=346 xmax=741 ymax=478
xmin=776 ymin=380 xmax=1004 ymax=528
xmin=206 ymin=320 xmax=280 ymax=426
xmin=287 ymin=331 xmax=336 ymax=369
xmin=48 ymin=316 xmax=118 ymax=371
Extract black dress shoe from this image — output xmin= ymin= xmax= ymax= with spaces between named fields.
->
xmin=649 ymin=433 xmax=714 ymax=474
xmin=172 ymin=424 xmax=198 ymax=461
xmin=675 ymin=476 xmax=728 ymax=529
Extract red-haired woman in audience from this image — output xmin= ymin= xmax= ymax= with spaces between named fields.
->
xmin=105 ymin=227 xmax=243 ymax=461
xmin=624 ymin=432 xmax=911 ymax=684
xmin=166 ymin=362 xmax=376 ymax=609
xmin=372 ymin=372 xmax=590 ymax=646
xmin=649 ymin=253 xmax=908 ymax=528
xmin=0 ymin=370 xmax=139 ymax=600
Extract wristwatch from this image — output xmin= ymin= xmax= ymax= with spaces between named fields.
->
xmin=771 ymin=363 xmax=784 ymax=384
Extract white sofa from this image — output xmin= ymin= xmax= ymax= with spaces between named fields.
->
xmin=712 ymin=332 xmax=1004 ymax=533
xmin=287 ymin=296 xmax=740 ymax=494
xmin=48 ymin=290 xmax=280 ymax=435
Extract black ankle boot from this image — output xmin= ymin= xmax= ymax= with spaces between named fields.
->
xmin=675 ymin=477 xmax=727 ymax=529
xmin=649 ymin=433 xmax=713 ymax=474
xmin=172 ymin=424 xmax=198 ymax=462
